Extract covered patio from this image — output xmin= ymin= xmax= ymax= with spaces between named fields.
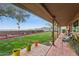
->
xmin=12 ymin=3 xmax=79 ymax=56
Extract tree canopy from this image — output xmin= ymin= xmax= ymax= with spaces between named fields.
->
xmin=0 ymin=4 xmax=30 ymax=23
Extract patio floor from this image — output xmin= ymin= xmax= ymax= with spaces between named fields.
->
xmin=20 ymin=44 xmax=50 ymax=56
xmin=12 ymin=33 xmax=77 ymax=56
xmin=47 ymin=33 xmax=77 ymax=56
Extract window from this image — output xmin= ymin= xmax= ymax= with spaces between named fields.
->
xmin=72 ymin=20 xmax=79 ymax=32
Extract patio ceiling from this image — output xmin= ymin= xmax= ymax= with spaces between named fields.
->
xmin=14 ymin=3 xmax=79 ymax=26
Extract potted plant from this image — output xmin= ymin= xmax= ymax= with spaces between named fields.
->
xmin=34 ymin=40 xmax=39 ymax=47
xmin=26 ymin=41 xmax=32 ymax=52
xmin=62 ymin=29 xmax=66 ymax=33
xmin=12 ymin=48 xmax=20 ymax=56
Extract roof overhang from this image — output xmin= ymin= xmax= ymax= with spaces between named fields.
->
xmin=14 ymin=3 xmax=53 ymax=22
xmin=14 ymin=3 xmax=79 ymax=26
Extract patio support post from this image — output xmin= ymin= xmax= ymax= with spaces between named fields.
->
xmin=78 ymin=20 xmax=79 ymax=32
xmin=57 ymin=24 xmax=59 ymax=38
xmin=52 ymin=19 xmax=55 ymax=46
xmin=41 ymin=4 xmax=57 ymax=46
xmin=70 ymin=24 xmax=72 ymax=33
xmin=68 ymin=24 xmax=72 ymax=35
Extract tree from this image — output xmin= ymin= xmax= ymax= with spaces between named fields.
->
xmin=46 ymin=23 xmax=53 ymax=32
xmin=0 ymin=4 xmax=30 ymax=30
xmin=14 ymin=9 xmax=30 ymax=31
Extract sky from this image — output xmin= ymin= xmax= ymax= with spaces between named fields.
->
xmin=0 ymin=12 xmax=51 ymax=30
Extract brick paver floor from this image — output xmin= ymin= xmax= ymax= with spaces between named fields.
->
xmin=47 ymin=33 xmax=77 ymax=56
xmin=20 ymin=44 xmax=50 ymax=56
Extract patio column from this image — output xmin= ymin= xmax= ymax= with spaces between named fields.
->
xmin=57 ymin=24 xmax=60 ymax=38
xmin=57 ymin=24 xmax=58 ymax=38
xmin=78 ymin=20 xmax=79 ymax=32
xmin=52 ymin=19 xmax=55 ymax=46
xmin=41 ymin=4 xmax=56 ymax=46
xmin=67 ymin=24 xmax=72 ymax=35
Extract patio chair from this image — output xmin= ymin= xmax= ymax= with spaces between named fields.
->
xmin=71 ymin=33 xmax=79 ymax=43
xmin=62 ymin=33 xmax=72 ymax=42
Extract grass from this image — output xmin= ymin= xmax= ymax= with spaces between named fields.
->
xmin=0 ymin=32 xmax=52 ymax=56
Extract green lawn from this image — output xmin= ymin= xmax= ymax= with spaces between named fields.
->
xmin=0 ymin=32 xmax=52 ymax=56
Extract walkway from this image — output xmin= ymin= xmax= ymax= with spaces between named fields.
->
xmin=47 ymin=33 xmax=77 ymax=56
